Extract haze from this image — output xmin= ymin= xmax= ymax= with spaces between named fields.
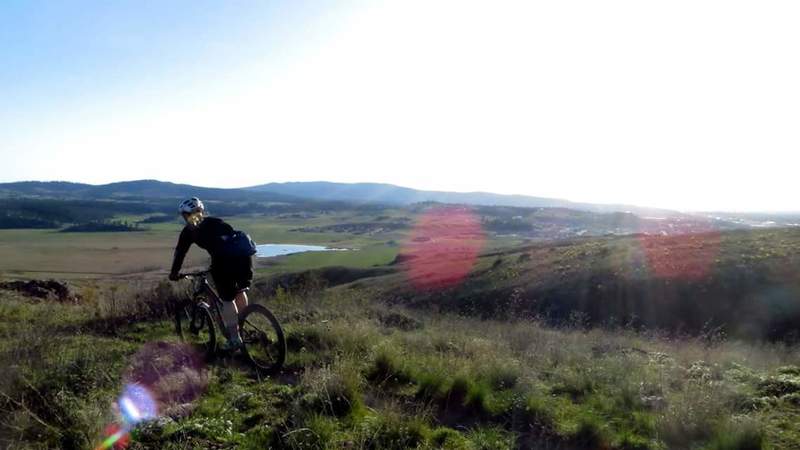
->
xmin=1 ymin=1 xmax=798 ymax=212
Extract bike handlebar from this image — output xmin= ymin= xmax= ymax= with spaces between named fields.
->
xmin=180 ymin=270 xmax=210 ymax=279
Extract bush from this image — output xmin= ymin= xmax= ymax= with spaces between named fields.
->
xmin=757 ymin=373 xmax=800 ymax=397
xmin=286 ymin=326 xmax=339 ymax=353
xmin=415 ymin=370 xmax=450 ymax=401
xmin=483 ymin=364 xmax=521 ymax=391
xmin=568 ymin=413 xmax=608 ymax=449
xmin=614 ymin=432 xmax=653 ymax=450
xmin=464 ymin=426 xmax=516 ymax=450
xmin=705 ymin=420 xmax=766 ymax=450
xmin=358 ymin=412 xmax=428 ymax=450
xmin=173 ymin=416 xmax=235 ymax=441
xmin=447 ymin=376 xmax=472 ymax=406
xmin=283 ymin=414 xmax=337 ymax=450
xmin=239 ymin=426 xmax=276 ymax=450
xmin=551 ymin=370 xmax=597 ymax=400
xmin=514 ymin=395 xmax=556 ymax=432
xmin=416 ymin=372 xmax=494 ymax=417
xmin=657 ymin=382 xmax=724 ymax=448
xmin=777 ymin=365 xmax=800 ymax=376
xmin=378 ymin=311 xmax=423 ymax=331
xmin=450 ymin=377 xmax=493 ymax=416
xmin=430 ymin=427 xmax=471 ymax=449
xmin=366 ymin=348 xmax=412 ymax=386
xmin=298 ymin=365 xmax=363 ymax=418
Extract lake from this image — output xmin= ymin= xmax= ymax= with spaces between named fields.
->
xmin=256 ymin=244 xmax=345 ymax=258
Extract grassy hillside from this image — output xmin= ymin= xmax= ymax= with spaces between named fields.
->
xmin=2 ymin=224 xmax=800 ymax=449
xmin=379 ymin=228 xmax=800 ymax=341
xmin=1 ymin=276 xmax=799 ymax=450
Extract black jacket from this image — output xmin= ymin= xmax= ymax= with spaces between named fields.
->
xmin=170 ymin=217 xmax=234 ymax=277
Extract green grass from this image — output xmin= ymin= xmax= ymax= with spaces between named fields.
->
xmin=2 ymin=281 xmax=798 ymax=449
xmin=2 ymin=226 xmax=800 ymax=449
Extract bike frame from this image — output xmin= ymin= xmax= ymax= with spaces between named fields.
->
xmin=178 ymin=270 xmax=287 ymax=373
xmin=187 ymin=273 xmax=227 ymax=337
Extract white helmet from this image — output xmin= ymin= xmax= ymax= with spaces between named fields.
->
xmin=178 ymin=197 xmax=205 ymax=215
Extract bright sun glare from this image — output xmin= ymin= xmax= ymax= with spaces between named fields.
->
xmin=1 ymin=1 xmax=798 ymax=211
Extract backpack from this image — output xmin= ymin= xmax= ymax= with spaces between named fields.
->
xmin=219 ymin=230 xmax=257 ymax=257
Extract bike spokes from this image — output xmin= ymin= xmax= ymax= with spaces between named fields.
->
xmin=175 ymin=302 xmax=217 ymax=359
xmin=242 ymin=324 xmax=274 ymax=358
xmin=239 ymin=305 xmax=286 ymax=374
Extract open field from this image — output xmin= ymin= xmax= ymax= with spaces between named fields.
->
xmin=0 ymin=211 xmax=410 ymax=279
xmin=0 ymin=228 xmax=196 ymax=277
xmin=0 ymin=207 xmax=529 ymax=280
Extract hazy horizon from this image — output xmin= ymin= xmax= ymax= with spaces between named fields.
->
xmin=3 ymin=176 xmax=800 ymax=215
xmin=2 ymin=1 xmax=798 ymax=212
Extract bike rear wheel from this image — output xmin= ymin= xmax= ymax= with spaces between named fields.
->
xmin=175 ymin=300 xmax=217 ymax=359
xmin=239 ymin=304 xmax=286 ymax=374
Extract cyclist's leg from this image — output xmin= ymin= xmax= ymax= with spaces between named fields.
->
xmin=235 ymin=290 xmax=248 ymax=311
xmin=221 ymin=301 xmax=241 ymax=342
xmin=211 ymin=261 xmax=242 ymax=344
xmin=233 ymin=255 xmax=253 ymax=311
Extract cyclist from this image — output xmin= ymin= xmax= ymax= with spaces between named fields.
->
xmin=168 ymin=197 xmax=253 ymax=351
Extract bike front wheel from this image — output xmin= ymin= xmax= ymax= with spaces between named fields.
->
xmin=175 ymin=300 xmax=217 ymax=360
xmin=239 ymin=304 xmax=286 ymax=375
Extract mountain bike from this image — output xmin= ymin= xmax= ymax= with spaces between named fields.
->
xmin=174 ymin=270 xmax=286 ymax=374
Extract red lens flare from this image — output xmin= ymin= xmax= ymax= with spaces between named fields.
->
xmin=637 ymin=218 xmax=721 ymax=280
xmin=401 ymin=206 xmax=485 ymax=291
xmin=96 ymin=424 xmax=130 ymax=450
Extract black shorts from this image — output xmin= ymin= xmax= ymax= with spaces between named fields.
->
xmin=210 ymin=255 xmax=253 ymax=301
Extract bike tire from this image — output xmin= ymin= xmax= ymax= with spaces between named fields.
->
xmin=239 ymin=304 xmax=286 ymax=375
xmin=175 ymin=300 xmax=217 ymax=360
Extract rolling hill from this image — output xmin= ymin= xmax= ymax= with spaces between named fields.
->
xmin=0 ymin=179 xmax=682 ymax=216
xmin=247 ymin=181 xmax=682 ymax=216
xmin=0 ymin=180 xmax=299 ymax=203
xmin=371 ymin=227 xmax=800 ymax=341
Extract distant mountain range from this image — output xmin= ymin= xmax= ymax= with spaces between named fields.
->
xmin=0 ymin=179 xmax=679 ymax=216
xmin=0 ymin=180 xmax=296 ymax=203
xmin=246 ymin=181 xmax=681 ymax=216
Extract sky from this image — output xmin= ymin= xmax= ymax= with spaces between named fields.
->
xmin=1 ymin=1 xmax=798 ymax=212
